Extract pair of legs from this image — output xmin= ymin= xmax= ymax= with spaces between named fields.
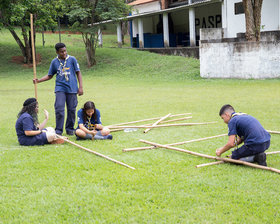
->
xmin=55 ymin=92 xmax=77 ymax=135
xmin=75 ymin=127 xmax=112 ymax=140
xmin=231 ymin=141 xmax=270 ymax=166
xmin=19 ymin=127 xmax=64 ymax=146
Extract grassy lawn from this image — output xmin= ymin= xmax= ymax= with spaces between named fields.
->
xmin=0 ymin=28 xmax=280 ymax=224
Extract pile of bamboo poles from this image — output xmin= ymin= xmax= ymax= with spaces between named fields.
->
xmin=107 ymin=112 xmax=217 ymax=133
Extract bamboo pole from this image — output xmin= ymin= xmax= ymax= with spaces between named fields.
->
xmin=30 ymin=14 xmax=38 ymax=100
xmin=56 ymin=135 xmax=135 ymax=170
xmin=196 ymin=151 xmax=280 ymax=168
xmin=196 ymin=161 xmax=224 ymax=168
xmin=123 ymin=133 xmax=227 ymax=152
xmin=267 ymin=151 xmax=280 ymax=155
xmin=107 ymin=113 xmax=192 ymax=127
xmin=267 ymin=130 xmax=280 ymax=134
xmin=144 ymin=113 xmax=171 ymax=133
xmin=110 ymin=121 xmax=217 ymax=129
xmin=110 ymin=116 xmax=193 ymax=133
xmin=139 ymin=140 xmax=280 ymax=174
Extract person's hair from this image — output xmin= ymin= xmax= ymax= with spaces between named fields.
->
xmin=82 ymin=101 xmax=97 ymax=123
xmin=55 ymin=43 xmax=66 ymax=51
xmin=18 ymin=98 xmax=39 ymax=125
xmin=219 ymin=104 xmax=235 ymax=116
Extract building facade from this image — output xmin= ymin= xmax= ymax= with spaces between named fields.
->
xmin=126 ymin=0 xmax=280 ymax=48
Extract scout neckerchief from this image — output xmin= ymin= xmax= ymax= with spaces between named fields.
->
xmin=87 ymin=115 xmax=95 ymax=130
xmin=57 ymin=55 xmax=70 ymax=81
xmin=231 ymin=112 xmax=247 ymax=149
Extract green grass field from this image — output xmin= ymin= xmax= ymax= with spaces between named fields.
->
xmin=0 ymin=28 xmax=280 ymax=224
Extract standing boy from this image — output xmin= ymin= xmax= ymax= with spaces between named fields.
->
xmin=34 ymin=43 xmax=83 ymax=135
xmin=216 ymin=104 xmax=270 ymax=166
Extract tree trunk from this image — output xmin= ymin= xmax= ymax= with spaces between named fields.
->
xmin=243 ymin=0 xmax=256 ymax=41
xmin=83 ymin=33 xmax=96 ymax=67
xmin=8 ymin=28 xmax=27 ymax=61
xmin=253 ymin=0 xmax=263 ymax=41
xmin=21 ymin=24 xmax=32 ymax=64
xmin=121 ymin=21 xmax=127 ymax=45
xmin=243 ymin=0 xmax=263 ymax=41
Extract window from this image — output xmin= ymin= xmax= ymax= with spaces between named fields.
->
xmin=235 ymin=2 xmax=244 ymax=15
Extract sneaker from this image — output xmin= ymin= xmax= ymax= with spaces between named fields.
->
xmin=254 ymin=153 xmax=267 ymax=166
xmin=106 ymin=135 xmax=113 ymax=140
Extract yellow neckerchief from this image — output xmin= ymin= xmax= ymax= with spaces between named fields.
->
xmin=231 ymin=112 xmax=247 ymax=149
xmin=87 ymin=115 xmax=95 ymax=130
xmin=57 ymin=55 xmax=70 ymax=81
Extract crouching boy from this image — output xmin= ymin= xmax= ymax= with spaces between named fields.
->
xmin=216 ymin=104 xmax=270 ymax=166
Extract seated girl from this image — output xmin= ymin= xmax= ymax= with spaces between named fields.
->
xmin=75 ymin=101 xmax=112 ymax=140
xmin=15 ymin=98 xmax=64 ymax=146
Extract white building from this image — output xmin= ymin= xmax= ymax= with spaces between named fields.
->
xmin=117 ymin=0 xmax=280 ymax=48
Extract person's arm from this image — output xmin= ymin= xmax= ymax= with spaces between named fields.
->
xmin=38 ymin=109 xmax=49 ymax=130
xmin=95 ymin=110 xmax=103 ymax=130
xmin=25 ymin=130 xmax=42 ymax=136
xmin=78 ymin=123 xmax=96 ymax=136
xmin=33 ymin=75 xmax=53 ymax=84
xmin=216 ymin=135 xmax=236 ymax=157
xmin=76 ymin=71 xmax=83 ymax=96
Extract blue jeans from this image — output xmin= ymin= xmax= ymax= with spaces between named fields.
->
xmin=231 ymin=140 xmax=270 ymax=159
xmin=55 ymin=92 xmax=77 ymax=134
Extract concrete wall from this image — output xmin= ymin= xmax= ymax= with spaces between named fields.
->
xmin=200 ymin=29 xmax=280 ymax=79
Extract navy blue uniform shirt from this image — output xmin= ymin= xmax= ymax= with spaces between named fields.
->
xmin=15 ymin=113 xmax=48 ymax=146
xmin=76 ymin=108 xmax=101 ymax=130
xmin=228 ymin=113 xmax=270 ymax=145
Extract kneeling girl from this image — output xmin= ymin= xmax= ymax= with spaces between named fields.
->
xmin=75 ymin=101 xmax=112 ymax=140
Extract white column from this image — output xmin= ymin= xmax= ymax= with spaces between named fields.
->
xmin=98 ymin=28 xmax=103 ymax=47
xmin=163 ymin=13 xmax=170 ymax=47
xmin=221 ymin=0 xmax=228 ymax=38
xmin=189 ymin=7 xmax=196 ymax=46
xmin=138 ymin=18 xmax=144 ymax=48
xmin=117 ymin=22 xmax=122 ymax=48
xmin=132 ymin=19 xmax=138 ymax=37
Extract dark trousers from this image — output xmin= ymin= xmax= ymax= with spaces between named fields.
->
xmin=231 ymin=140 xmax=270 ymax=159
xmin=55 ymin=92 xmax=77 ymax=134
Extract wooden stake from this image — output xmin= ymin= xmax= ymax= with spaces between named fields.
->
xmin=196 ymin=151 xmax=280 ymax=168
xmin=107 ymin=113 xmax=192 ymax=127
xmin=139 ymin=140 xmax=280 ymax=174
xmin=123 ymin=133 xmax=227 ymax=152
xmin=144 ymin=113 xmax=171 ymax=133
xmin=110 ymin=121 xmax=217 ymax=130
xmin=56 ymin=135 xmax=135 ymax=170
xmin=30 ymin=14 xmax=38 ymax=100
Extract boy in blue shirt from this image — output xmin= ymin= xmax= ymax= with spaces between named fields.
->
xmin=216 ymin=104 xmax=270 ymax=166
xmin=33 ymin=43 xmax=83 ymax=135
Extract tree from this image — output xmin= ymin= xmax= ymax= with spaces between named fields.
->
xmin=242 ymin=0 xmax=263 ymax=41
xmin=67 ymin=0 xmax=130 ymax=67
xmin=0 ymin=0 xmax=63 ymax=63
